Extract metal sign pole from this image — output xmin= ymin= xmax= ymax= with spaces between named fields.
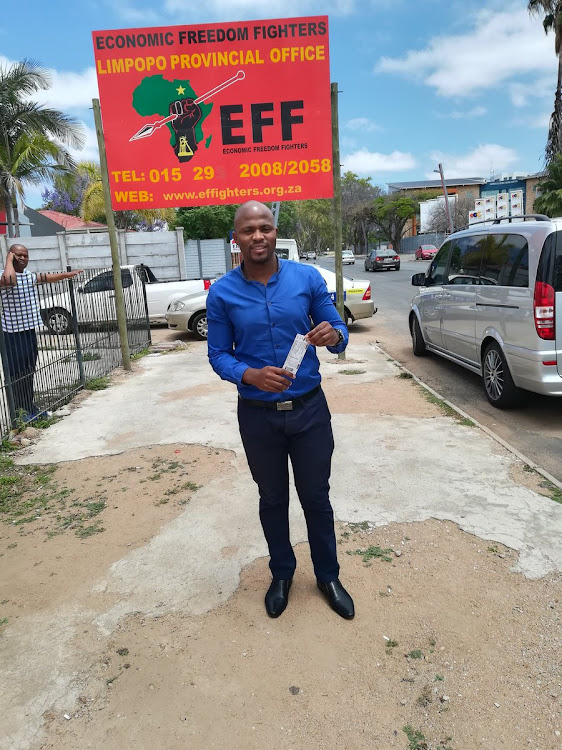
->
xmin=92 ymin=98 xmax=131 ymax=371
xmin=271 ymin=202 xmax=281 ymax=228
xmin=331 ymin=82 xmax=345 ymax=361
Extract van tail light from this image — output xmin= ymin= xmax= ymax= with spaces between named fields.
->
xmin=534 ymin=281 xmax=555 ymax=340
xmin=362 ymin=285 xmax=371 ymax=301
xmin=204 ymin=279 xmax=211 ymax=290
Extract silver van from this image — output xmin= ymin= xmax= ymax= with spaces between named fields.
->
xmin=409 ymin=215 xmax=562 ymax=408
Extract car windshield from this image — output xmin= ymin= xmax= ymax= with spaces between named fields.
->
xmin=422 ymin=245 xmax=437 ymax=250
xmin=378 ymin=250 xmax=395 ymax=257
xmin=343 ymin=250 xmax=353 ymax=255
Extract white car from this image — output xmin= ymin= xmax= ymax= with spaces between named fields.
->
xmin=166 ymin=265 xmax=376 ymax=340
xmin=342 ymin=250 xmax=355 ymax=265
xmin=309 ymin=265 xmax=376 ymax=326
xmin=166 ymin=291 xmax=209 ymax=340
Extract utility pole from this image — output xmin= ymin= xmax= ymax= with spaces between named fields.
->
xmin=271 ymin=202 xmax=281 ymax=228
xmin=331 ymin=82 xmax=345 ymax=361
xmin=92 ymin=98 xmax=131 ymax=371
xmin=435 ymin=163 xmax=454 ymax=234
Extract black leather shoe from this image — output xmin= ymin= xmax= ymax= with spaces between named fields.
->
xmin=265 ymin=578 xmax=293 ymax=618
xmin=317 ymin=579 xmax=355 ymax=619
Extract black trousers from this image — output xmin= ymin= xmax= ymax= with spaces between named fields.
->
xmin=4 ymin=329 xmax=38 ymax=415
xmin=237 ymin=389 xmax=339 ymax=583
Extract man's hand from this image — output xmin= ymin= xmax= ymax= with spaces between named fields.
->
xmin=242 ymin=366 xmax=295 ymax=392
xmin=306 ymin=321 xmax=341 ymax=348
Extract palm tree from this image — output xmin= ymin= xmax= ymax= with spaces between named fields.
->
xmin=0 ymin=59 xmax=85 ymax=235
xmin=533 ymin=153 xmax=562 ymax=215
xmin=528 ymin=1 xmax=562 ymax=163
xmin=81 ymin=173 xmax=175 ymax=230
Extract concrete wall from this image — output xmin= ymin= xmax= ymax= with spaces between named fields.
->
xmin=0 ymin=229 xmax=234 ymax=280
xmin=0 ymin=229 xmax=189 ymax=279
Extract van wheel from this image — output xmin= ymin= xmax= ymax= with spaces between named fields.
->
xmin=411 ymin=316 xmax=426 ymax=356
xmin=191 ymin=311 xmax=208 ymax=340
xmin=482 ymin=342 xmax=520 ymax=409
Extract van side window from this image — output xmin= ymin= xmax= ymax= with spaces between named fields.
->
xmin=425 ymin=242 xmax=450 ymax=286
xmin=447 ymin=237 xmax=482 ymax=285
xmin=479 ymin=234 xmax=529 ymax=287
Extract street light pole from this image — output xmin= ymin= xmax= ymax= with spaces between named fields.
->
xmin=434 ymin=163 xmax=454 ymax=234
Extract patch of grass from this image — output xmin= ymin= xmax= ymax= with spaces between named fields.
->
xmin=131 ymin=347 xmax=151 ymax=361
xmin=0 ymin=618 xmax=8 ymax=627
xmin=416 ymin=685 xmax=433 ymax=707
xmin=82 ymin=351 xmax=102 ymax=362
xmin=85 ymin=376 xmax=110 ymax=391
xmin=403 ymin=725 xmax=428 ymax=750
xmin=539 ymin=479 xmax=562 ymax=504
xmin=76 ymin=521 xmax=105 ymax=538
xmin=116 ymin=647 xmax=129 ymax=656
xmin=435 ymin=674 xmax=444 ymax=682
xmin=397 ymin=371 xmax=413 ymax=379
xmin=417 ymin=385 xmax=474 ymax=426
xmin=339 ymin=369 xmax=366 ymax=375
xmin=347 ymin=545 xmax=393 ymax=563
xmin=347 ymin=521 xmax=370 ymax=532
xmin=407 ymin=649 xmax=424 ymax=660
xmin=181 ymin=481 xmax=200 ymax=492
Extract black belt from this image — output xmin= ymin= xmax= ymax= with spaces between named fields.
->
xmin=239 ymin=385 xmax=321 ymax=411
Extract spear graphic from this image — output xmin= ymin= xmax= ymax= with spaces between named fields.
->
xmin=129 ymin=70 xmax=246 ymax=142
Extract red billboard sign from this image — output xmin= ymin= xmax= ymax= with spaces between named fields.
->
xmin=92 ymin=17 xmax=333 ymax=210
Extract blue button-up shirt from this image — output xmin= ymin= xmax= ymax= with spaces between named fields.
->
xmin=207 ymin=259 xmax=348 ymax=401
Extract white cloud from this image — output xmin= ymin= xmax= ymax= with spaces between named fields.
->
xmin=0 ymin=55 xmax=97 ymax=112
xmin=67 ymin=124 xmax=100 ymax=163
xmin=342 ymin=149 xmax=417 ymax=174
xmin=428 ymin=144 xmax=519 ymax=178
xmin=509 ymin=76 xmax=554 ymax=107
xmin=163 ymin=0 xmax=355 ymax=19
xmin=376 ymin=7 xmax=554 ymax=97
xmin=448 ymin=106 xmax=487 ymax=119
xmin=345 ymin=117 xmax=382 ymax=132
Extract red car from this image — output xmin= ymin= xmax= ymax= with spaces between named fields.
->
xmin=415 ymin=244 xmax=439 ymax=260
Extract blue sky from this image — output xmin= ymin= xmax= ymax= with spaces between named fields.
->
xmin=1 ymin=0 xmax=556 ymax=207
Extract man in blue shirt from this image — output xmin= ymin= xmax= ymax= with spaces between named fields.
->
xmin=207 ymin=201 xmax=354 ymax=620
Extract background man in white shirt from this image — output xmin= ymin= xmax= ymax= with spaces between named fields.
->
xmin=0 ymin=245 xmax=82 ymax=420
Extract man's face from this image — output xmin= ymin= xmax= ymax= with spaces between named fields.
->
xmin=11 ymin=246 xmax=29 ymax=273
xmin=234 ymin=206 xmax=277 ymax=265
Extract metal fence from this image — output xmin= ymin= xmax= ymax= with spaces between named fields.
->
xmin=0 ymin=266 xmax=151 ymax=439
xmin=399 ymin=233 xmax=447 ymax=254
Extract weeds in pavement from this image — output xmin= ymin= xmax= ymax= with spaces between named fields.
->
xmin=416 ymin=685 xmax=433 ymax=707
xmin=397 ymin=371 xmax=413 ymax=379
xmin=347 ymin=545 xmax=393 ymax=564
xmin=407 ymin=649 xmax=424 ymax=660
xmin=403 ymin=725 xmax=428 ymax=749
xmin=522 ymin=466 xmax=562 ymax=504
xmin=416 ymin=386 xmax=475 ymax=426
xmin=339 ymin=369 xmax=366 ymax=375
xmin=131 ymin=347 xmax=151 ymax=361
xmin=85 ymin=376 xmax=110 ymax=390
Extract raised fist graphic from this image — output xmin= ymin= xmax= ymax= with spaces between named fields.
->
xmin=170 ymin=98 xmax=203 ymax=163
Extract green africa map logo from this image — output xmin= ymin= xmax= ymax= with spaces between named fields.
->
xmin=130 ymin=71 xmax=245 ymax=163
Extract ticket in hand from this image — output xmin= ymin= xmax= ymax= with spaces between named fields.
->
xmin=283 ymin=333 xmax=309 ymax=375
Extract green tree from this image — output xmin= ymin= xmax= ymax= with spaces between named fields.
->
xmin=81 ymin=175 xmax=175 ymax=230
xmin=528 ymin=1 xmax=562 ymax=163
xmin=0 ymin=59 xmax=84 ymax=235
xmin=368 ymin=194 xmax=420 ymax=252
xmin=341 ymin=172 xmax=381 ymax=251
xmin=173 ymin=204 xmax=239 ymax=239
xmin=293 ymin=199 xmax=332 ymax=254
xmin=533 ymin=153 xmax=562 ymax=215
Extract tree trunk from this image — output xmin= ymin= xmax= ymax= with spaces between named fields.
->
xmin=3 ymin=190 xmax=15 ymax=237
xmin=11 ymin=189 xmax=20 ymax=237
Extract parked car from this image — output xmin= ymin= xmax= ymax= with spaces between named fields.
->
xmin=305 ymin=251 xmax=317 ymax=260
xmin=40 ymin=264 xmax=214 ymax=334
xmin=364 ymin=249 xmax=400 ymax=272
xmin=342 ymin=249 xmax=355 ymax=265
xmin=166 ymin=291 xmax=209 ymax=340
xmin=166 ymin=264 xmax=377 ymax=338
xmin=310 ymin=265 xmax=376 ymax=326
xmin=409 ymin=214 xmax=562 ymax=408
xmin=415 ymin=244 xmax=439 ymax=261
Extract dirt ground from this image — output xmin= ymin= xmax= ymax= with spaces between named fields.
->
xmin=0 ymin=334 xmax=561 ymax=749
